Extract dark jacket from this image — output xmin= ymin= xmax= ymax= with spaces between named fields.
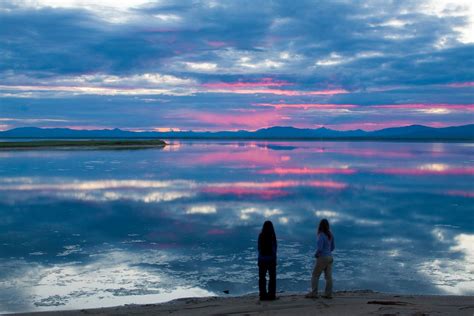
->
xmin=258 ymin=233 xmax=277 ymax=265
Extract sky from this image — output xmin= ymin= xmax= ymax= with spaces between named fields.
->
xmin=0 ymin=0 xmax=473 ymax=131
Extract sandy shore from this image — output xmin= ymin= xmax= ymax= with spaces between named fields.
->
xmin=13 ymin=291 xmax=474 ymax=316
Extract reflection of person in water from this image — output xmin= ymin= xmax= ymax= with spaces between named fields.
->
xmin=306 ymin=218 xmax=335 ymax=299
xmin=258 ymin=220 xmax=277 ymax=301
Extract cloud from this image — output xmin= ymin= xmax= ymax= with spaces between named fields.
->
xmin=0 ymin=73 xmax=197 ymax=96
xmin=183 ymin=62 xmax=218 ymax=72
xmin=201 ymin=78 xmax=291 ymax=89
xmin=253 ymin=103 xmax=356 ymax=109
xmin=185 ymin=110 xmax=286 ymax=129
xmin=201 ymin=88 xmax=348 ymax=96
xmin=1 ymin=0 xmax=473 ymax=130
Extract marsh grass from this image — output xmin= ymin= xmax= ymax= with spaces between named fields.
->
xmin=0 ymin=139 xmax=167 ymax=149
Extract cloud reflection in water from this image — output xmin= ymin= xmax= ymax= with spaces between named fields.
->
xmin=0 ymin=141 xmax=472 ymax=312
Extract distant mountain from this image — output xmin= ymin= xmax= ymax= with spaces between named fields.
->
xmin=252 ymin=126 xmax=368 ymax=138
xmin=1 ymin=124 xmax=473 ymax=140
xmin=371 ymin=124 xmax=474 ymax=138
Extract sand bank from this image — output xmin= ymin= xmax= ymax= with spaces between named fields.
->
xmin=13 ymin=291 xmax=474 ymax=316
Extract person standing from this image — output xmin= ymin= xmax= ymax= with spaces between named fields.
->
xmin=258 ymin=220 xmax=277 ymax=301
xmin=306 ymin=218 xmax=335 ymax=299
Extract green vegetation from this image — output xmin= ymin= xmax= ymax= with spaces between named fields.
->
xmin=0 ymin=139 xmax=167 ymax=149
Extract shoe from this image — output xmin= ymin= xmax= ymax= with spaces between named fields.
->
xmin=321 ymin=295 xmax=333 ymax=299
xmin=305 ymin=292 xmax=318 ymax=299
xmin=259 ymin=295 xmax=268 ymax=301
xmin=267 ymin=295 xmax=277 ymax=301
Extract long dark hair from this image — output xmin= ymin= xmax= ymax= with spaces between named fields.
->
xmin=259 ymin=220 xmax=277 ymax=255
xmin=318 ymin=218 xmax=332 ymax=240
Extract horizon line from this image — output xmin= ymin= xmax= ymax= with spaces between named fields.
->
xmin=1 ymin=123 xmax=473 ymax=134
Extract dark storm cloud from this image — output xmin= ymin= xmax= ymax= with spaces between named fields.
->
xmin=0 ymin=7 xmax=179 ymax=75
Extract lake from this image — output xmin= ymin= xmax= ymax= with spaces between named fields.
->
xmin=0 ymin=140 xmax=473 ymax=313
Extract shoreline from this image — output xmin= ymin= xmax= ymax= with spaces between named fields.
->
xmin=11 ymin=291 xmax=474 ymax=316
xmin=0 ymin=139 xmax=167 ymax=150
xmin=1 ymin=137 xmax=473 ymax=143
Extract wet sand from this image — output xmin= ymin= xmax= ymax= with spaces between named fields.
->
xmin=13 ymin=291 xmax=474 ymax=316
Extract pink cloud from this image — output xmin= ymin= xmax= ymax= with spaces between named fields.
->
xmin=447 ymin=82 xmax=474 ymax=88
xmin=201 ymin=79 xmax=348 ymax=96
xmin=223 ymin=88 xmax=301 ymax=95
xmin=192 ymin=111 xmax=285 ymax=129
xmin=306 ymin=89 xmax=349 ymax=95
xmin=259 ymin=167 xmax=356 ymax=175
xmin=369 ymin=103 xmax=474 ymax=111
xmin=253 ymin=103 xmax=357 ymax=109
xmin=210 ymin=88 xmax=348 ymax=96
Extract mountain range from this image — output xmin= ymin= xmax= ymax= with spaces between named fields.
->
xmin=1 ymin=125 xmax=473 ymax=140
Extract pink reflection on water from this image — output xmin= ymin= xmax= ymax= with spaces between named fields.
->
xmin=206 ymin=229 xmax=229 ymax=235
xmin=377 ymin=167 xmax=474 ymax=176
xmin=320 ymin=147 xmax=415 ymax=158
xmin=194 ymin=149 xmax=281 ymax=166
xmin=147 ymin=231 xmax=178 ymax=240
xmin=445 ymin=190 xmax=474 ymax=198
xmin=149 ymin=243 xmax=180 ymax=249
xmin=259 ymin=167 xmax=356 ymax=175
xmin=206 ymin=41 xmax=228 ymax=48
xmin=447 ymin=82 xmax=474 ymax=88
xmin=203 ymin=179 xmax=347 ymax=193
xmin=225 ymin=180 xmax=347 ymax=189
xmin=201 ymin=187 xmax=288 ymax=199
xmin=306 ymin=180 xmax=347 ymax=189
xmin=201 ymin=179 xmax=347 ymax=199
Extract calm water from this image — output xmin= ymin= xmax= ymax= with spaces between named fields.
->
xmin=0 ymin=141 xmax=473 ymax=313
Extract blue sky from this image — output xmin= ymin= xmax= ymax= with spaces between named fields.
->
xmin=0 ymin=0 xmax=473 ymax=131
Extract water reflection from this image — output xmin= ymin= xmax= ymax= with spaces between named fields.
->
xmin=0 ymin=141 xmax=473 ymax=313
xmin=418 ymin=232 xmax=474 ymax=295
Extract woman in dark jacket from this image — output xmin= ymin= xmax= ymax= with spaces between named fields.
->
xmin=258 ymin=220 xmax=277 ymax=300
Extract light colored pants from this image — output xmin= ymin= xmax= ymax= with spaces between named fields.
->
xmin=310 ymin=255 xmax=333 ymax=296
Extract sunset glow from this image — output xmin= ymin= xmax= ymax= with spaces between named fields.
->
xmin=1 ymin=0 xmax=472 ymax=131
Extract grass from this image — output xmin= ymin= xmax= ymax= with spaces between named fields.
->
xmin=0 ymin=139 xmax=167 ymax=149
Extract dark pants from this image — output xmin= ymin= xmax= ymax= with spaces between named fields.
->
xmin=258 ymin=262 xmax=276 ymax=298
